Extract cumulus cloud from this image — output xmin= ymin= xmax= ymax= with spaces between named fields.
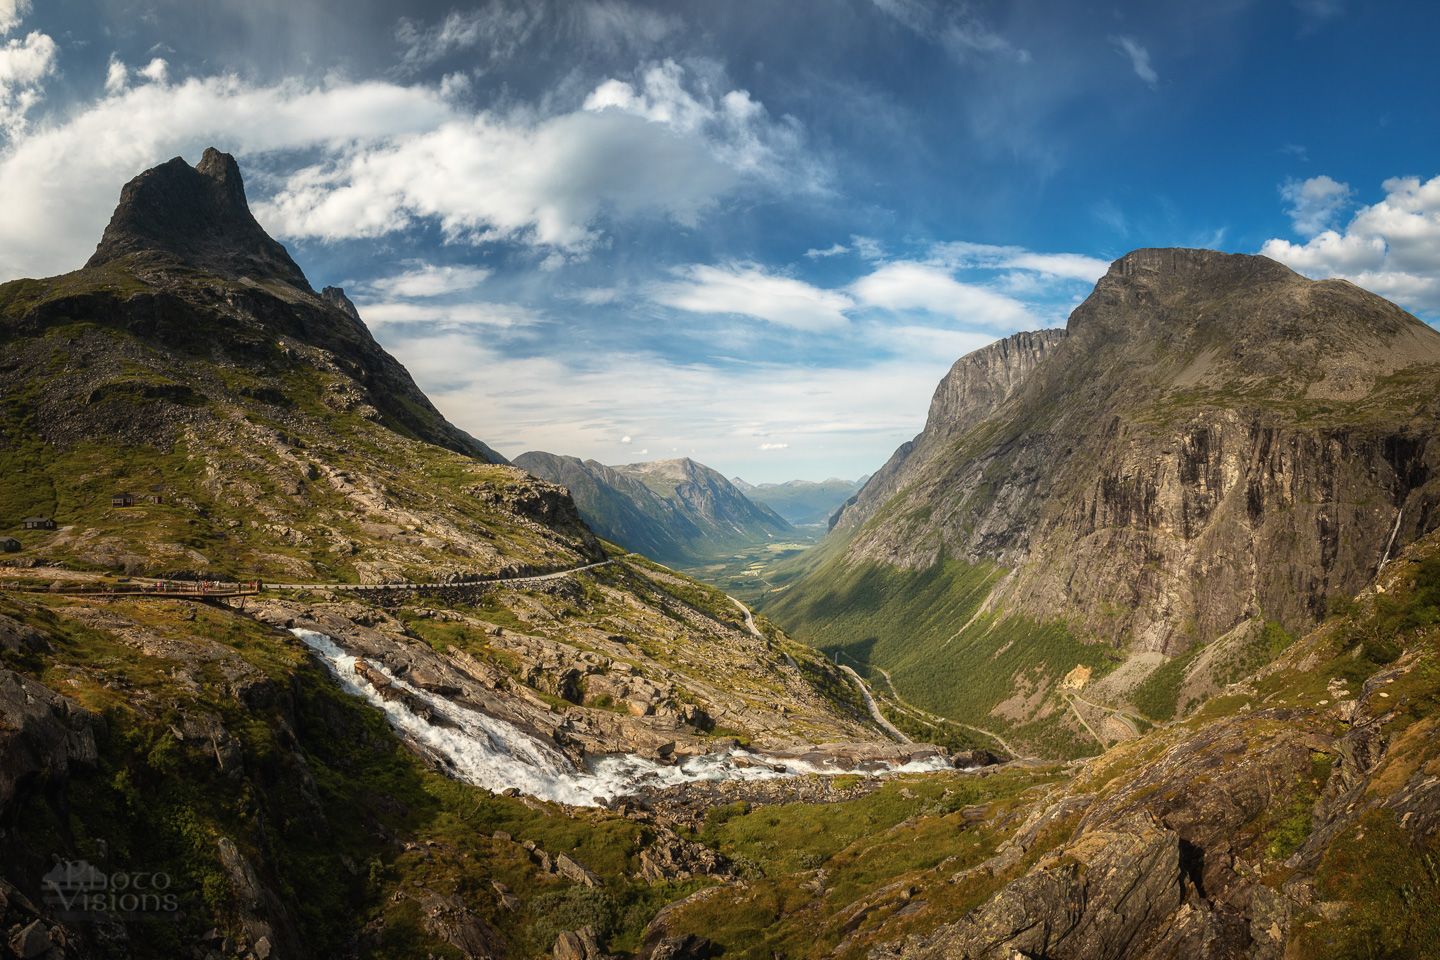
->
xmin=805 ymin=243 xmax=849 ymax=258
xmin=758 ymin=442 xmax=789 ymax=450
xmin=104 ymin=57 xmax=128 ymax=95
xmin=0 ymin=57 xmax=808 ymax=279
xmin=851 ymin=261 xmax=1036 ymax=329
xmin=1279 ymin=174 xmax=1352 ymax=235
xmin=1261 ymin=174 xmax=1440 ymax=315
xmin=138 ymin=57 xmax=169 ymax=84
xmin=0 ymin=30 xmax=56 ymax=137
xmin=651 ymin=262 xmax=853 ymax=331
xmin=258 ymin=59 xmax=812 ymax=253
xmin=0 ymin=0 xmax=29 ymax=35
xmin=1111 ymin=35 xmax=1157 ymax=89
xmin=364 ymin=262 xmax=492 ymax=298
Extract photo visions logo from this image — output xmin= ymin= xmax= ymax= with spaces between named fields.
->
xmin=42 ymin=860 xmax=179 ymax=920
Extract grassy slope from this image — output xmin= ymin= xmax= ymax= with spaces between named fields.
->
xmin=764 ymin=552 xmax=1120 ymax=758
xmin=0 ymin=318 xmax=590 ymax=582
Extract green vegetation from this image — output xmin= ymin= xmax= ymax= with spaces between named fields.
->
xmin=1132 ymin=620 xmax=1294 ymax=721
xmin=661 ymin=769 xmax=1063 ymax=958
xmin=1298 ymin=812 xmax=1440 ymax=959
xmin=765 ymin=555 xmax=1119 ymax=757
xmin=0 ymin=595 xmax=705 ymax=958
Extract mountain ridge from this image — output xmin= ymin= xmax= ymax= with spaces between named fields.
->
xmin=769 ymin=247 xmax=1440 ymax=754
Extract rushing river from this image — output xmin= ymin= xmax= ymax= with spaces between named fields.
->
xmin=293 ymin=629 xmax=953 ymax=806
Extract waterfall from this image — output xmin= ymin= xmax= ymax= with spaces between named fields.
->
xmin=293 ymin=629 xmax=953 ymax=807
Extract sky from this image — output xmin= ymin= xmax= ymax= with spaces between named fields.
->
xmin=1 ymin=0 xmax=1438 ymax=483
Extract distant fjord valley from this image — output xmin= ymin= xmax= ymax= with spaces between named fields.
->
xmin=2 ymin=148 xmax=1439 ymax=960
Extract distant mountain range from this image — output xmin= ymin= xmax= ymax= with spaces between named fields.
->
xmin=731 ymin=475 xmax=869 ymax=526
xmin=514 ymin=452 xmax=793 ymax=564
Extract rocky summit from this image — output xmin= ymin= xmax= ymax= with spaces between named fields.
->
xmin=86 ymin=148 xmax=311 ymax=289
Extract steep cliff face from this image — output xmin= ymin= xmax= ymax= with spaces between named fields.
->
xmin=771 ymin=249 xmax=1440 ymax=748
xmin=831 ymin=328 xmax=1067 ymax=535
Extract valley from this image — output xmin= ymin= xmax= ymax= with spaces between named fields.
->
xmin=1 ymin=147 xmax=1437 ymax=960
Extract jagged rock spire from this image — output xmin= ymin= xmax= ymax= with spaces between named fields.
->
xmin=85 ymin=147 xmax=311 ymax=289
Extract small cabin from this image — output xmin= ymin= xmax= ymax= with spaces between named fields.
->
xmin=1 ymin=537 xmax=20 ymax=553
xmin=21 ymin=516 xmax=54 ymax=530
xmin=111 ymin=492 xmax=135 ymax=508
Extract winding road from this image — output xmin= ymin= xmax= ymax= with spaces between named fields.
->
xmin=727 ymin=595 xmax=910 ymax=744
xmin=872 ymin=665 xmax=1030 ymax=759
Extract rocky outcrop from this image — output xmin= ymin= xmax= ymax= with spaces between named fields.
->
xmin=0 ymin=668 xmax=97 ymax=815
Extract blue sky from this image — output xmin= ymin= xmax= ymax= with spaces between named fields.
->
xmin=1 ymin=0 xmax=1437 ymax=482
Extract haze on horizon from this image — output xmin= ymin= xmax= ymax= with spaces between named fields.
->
xmin=1 ymin=0 xmax=1437 ymax=483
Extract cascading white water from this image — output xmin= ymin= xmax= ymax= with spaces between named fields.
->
xmin=293 ymin=629 xmax=953 ymax=807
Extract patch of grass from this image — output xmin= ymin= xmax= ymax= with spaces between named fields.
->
xmin=1296 ymin=811 xmax=1440 ymax=959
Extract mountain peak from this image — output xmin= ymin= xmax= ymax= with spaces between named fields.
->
xmin=85 ymin=147 xmax=310 ymax=289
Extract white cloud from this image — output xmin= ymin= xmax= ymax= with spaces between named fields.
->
xmin=573 ymin=1 xmax=681 ymax=53
xmin=758 ymin=442 xmax=789 ymax=450
xmin=365 ymin=262 xmax=491 ymax=298
xmin=1261 ymin=174 xmax=1440 ymax=314
xmin=104 ymin=57 xmax=128 ymax=95
xmin=0 ymin=0 xmax=29 ymax=35
xmin=394 ymin=2 xmax=677 ymax=74
xmin=1279 ymin=174 xmax=1352 ymax=235
xmin=651 ymin=262 xmax=853 ymax=331
xmin=0 ymin=57 xmax=806 ymax=280
xmin=621 ymin=435 xmax=632 ymax=444
xmin=805 ymin=243 xmax=849 ymax=259
xmin=851 ymin=261 xmax=1035 ymax=329
xmin=879 ymin=325 xmax=997 ymax=359
xmin=0 ymin=30 xmax=56 ymax=137
xmin=259 ymin=60 xmax=812 ymax=253
xmin=384 ymin=332 xmax=967 ymax=481
xmin=930 ymin=241 xmax=1109 ymax=283
xmin=872 ymin=0 xmax=1029 ymax=65
xmin=572 ymin=286 xmax=621 ymax=305
xmin=851 ymin=235 xmax=885 ymax=260
xmin=1111 ymin=35 xmax=1158 ymax=89
xmin=138 ymin=57 xmax=169 ymax=85
xmin=354 ymin=300 xmax=540 ymax=329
